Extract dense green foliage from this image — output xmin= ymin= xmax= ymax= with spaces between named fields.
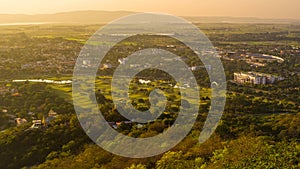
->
xmin=0 ymin=82 xmax=298 ymax=168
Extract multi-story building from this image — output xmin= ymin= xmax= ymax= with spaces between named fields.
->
xmin=234 ymin=72 xmax=284 ymax=85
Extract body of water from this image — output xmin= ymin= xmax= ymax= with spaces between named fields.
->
xmin=12 ymin=79 xmax=72 ymax=84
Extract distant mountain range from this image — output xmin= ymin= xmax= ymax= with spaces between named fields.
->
xmin=0 ymin=11 xmax=134 ymax=24
xmin=0 ymin=10 xmax=299 ymax=24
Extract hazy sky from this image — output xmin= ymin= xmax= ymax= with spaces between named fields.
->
xmin=1 ymin=0 xmax=300 ymax=19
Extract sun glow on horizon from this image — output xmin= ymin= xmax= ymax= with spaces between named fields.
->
xmin=0 ymin=0 xmax=299 ymax=19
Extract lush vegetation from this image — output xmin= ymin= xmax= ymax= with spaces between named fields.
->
xmin=0 ymin=22 xmax=299 ymax=168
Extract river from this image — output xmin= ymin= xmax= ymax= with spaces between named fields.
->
xmin=12 ymin=79 xmax=72 ymax=84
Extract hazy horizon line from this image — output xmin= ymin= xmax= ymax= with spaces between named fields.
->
xmin=0 ymin=10 xmax=299 ymax=21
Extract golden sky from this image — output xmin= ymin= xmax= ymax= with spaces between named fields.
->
xmin=1 ymin=0 xmax=300 ymax=19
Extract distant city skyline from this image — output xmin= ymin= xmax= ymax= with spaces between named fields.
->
xmin=0 ymin=0 xmax=300 ymax=19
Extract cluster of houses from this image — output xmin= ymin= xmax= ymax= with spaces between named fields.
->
xmin=20 ymin=55 xmax=76 ymax=74
xmin=234 ymin=72 xmax=284 ymax=85
xmin=30 ymin=110 xmax=57 ymax=128
xmin=13 ymin=109 xmax=58 ymax=129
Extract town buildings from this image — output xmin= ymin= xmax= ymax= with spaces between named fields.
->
xmin=234 ymin=72 xmax=284 ymax=85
